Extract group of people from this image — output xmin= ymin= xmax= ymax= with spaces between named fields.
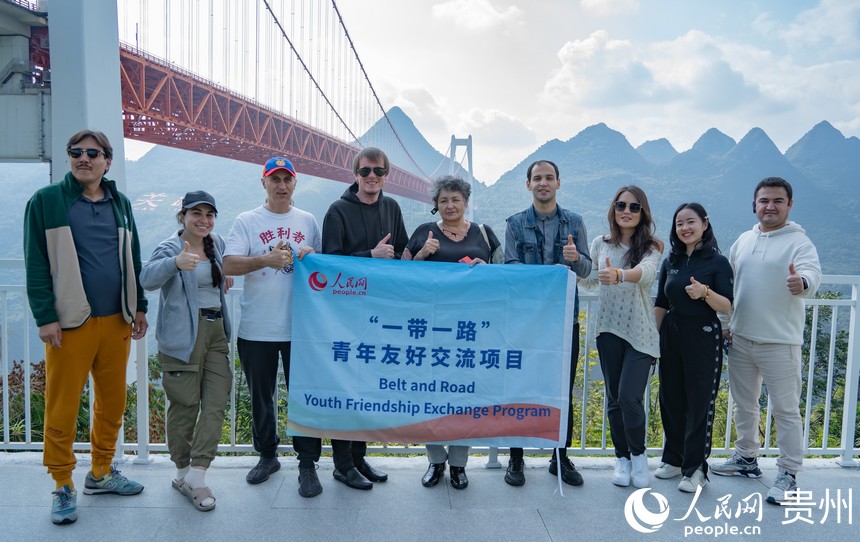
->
xmin=24 ymin=130 xmax=821 ymax=526
xmin=577 ymin=174 xmax=819 ymax=506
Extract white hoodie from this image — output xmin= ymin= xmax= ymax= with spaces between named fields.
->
xmin=728 ymin=221 xmax=821 ymax=345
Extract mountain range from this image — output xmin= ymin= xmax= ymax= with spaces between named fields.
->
xmin=4 ymin=110 xmax=858 ymax=277
xmin=3 ymin=109 xmax=857 ymax=363
xmin=470 ymin=118 xmax=856 ymax=275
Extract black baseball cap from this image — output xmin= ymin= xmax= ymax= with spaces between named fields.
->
xmin=182 ymin=190 xmax=217 ymax=213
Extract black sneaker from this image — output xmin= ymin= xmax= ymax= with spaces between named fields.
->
xmin=246 ymin=456 xmax=280 ymax=485
xmin=298 ymin=465 xmax=322 ymax=498
xmin=505 ymin=457 xmax=525 ymax=486
xmin=549 ymin=456 xmax=584 ymax=486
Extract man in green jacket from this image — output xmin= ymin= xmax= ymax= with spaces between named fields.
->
xmin=24 ymin=129 xmax=148 ymax=525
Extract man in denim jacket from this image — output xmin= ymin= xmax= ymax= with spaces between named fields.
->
xmin=503 ymin=159 xmax=592 ymax=487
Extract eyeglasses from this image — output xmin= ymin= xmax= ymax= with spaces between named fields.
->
xmin=614 ymin=201 xmax=642 ymax=213
xmin=358 ymin=166 xmax=388 ymax=177
xmin=67 ymin=147 xmax=107 ymax=159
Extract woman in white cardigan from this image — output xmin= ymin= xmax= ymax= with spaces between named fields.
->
xmin=579 ymin=185 xmax=663 ymax=489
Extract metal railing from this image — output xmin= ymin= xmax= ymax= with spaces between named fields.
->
xmin=2 ymin=261 xmax=858 ymax=467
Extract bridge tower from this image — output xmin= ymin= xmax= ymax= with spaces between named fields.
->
xmin=0 ymin=1 xmax=48 ymax=164
xmin=448 ymin=135 xmax=474 ymax=219
xmin=47 ymin=0 xmax=126 ymax=185
xmin=0 ymin=0 xmax=126 ymax=186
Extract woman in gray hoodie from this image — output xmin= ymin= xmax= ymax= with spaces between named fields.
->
xmin=141 ymin=191 xmax=232 ymax=512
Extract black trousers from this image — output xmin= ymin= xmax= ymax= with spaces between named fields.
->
xmin=237 ymin=338 xmax=321 ymax=467
xmin=658 ymin=312 xmax=723 ymax=477
xmin=511 ymin=323 xmax=579 ymax=460
xmin=596 ymin=332 xmax=654 ymax=458
xmin=331 ymin=439 xmax=368 ymax=472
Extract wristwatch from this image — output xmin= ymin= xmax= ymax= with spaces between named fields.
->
xmin=801 ymin=277 xmax=809 ymax=291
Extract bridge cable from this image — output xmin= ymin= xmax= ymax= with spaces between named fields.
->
xmin=261 ymin=0 xmax=361 ymax=143
xmin=330 ymin=0 xmax=432 ymax=180
xmin=425 ymin=138 xmax=453 ymax=180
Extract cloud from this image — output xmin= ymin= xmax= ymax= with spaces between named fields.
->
xmin=458 ymin=108 xmax=537 ymax=147
xmin=431 ymin=0 xmax=523 ymax=30
xmin=580 ymin=0 xmax=639 ymax=17
xmin=387 ymin=87 xmax=449 ymax=135
xmin=542 ymin=29 xmax=765 ymax=113
xmin=755 ymin=0 xmax=860 ymax=54
xmin=647 ymin=31 xmax=763 ymax=111
xmin=542 ymin=30 xmax=672 ymax=107
xmin=532 ymin=23 xmax=860 ymax=155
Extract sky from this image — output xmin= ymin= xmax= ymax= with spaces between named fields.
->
xmin=124 ymin=0 xmax=860 ymax=184
xmin=332 ymin=0 xmax=860 ymax=183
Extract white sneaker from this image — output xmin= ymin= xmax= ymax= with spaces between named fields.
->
xmin=678 ymin=469 xmax=708 ymax=493
xmin=630 ymin=454 xmax=650 ymax=488
xmin=654 ymin=463 xmax=682 ymax=480
xmin=612 ymin=457 xmax=631 ymax=487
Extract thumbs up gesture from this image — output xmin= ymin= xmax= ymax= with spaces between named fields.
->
xmin=562 ymin=234 xmax=580 ymax=263
xmin=371 ymin=232 xmax=395 ymax=259
xmin=786 ymin=262 xmax=805 ymax=295
xmin=598 ymin=256 xmax=617 ymax=285
xmin=175 ymin=241 xmax=200 ymax=270
xmin=685 ymin=276 xmax=708 ymax=300
xmin=417 ymin=230 xmax=440 ymax=260
xmin=262 ymin=239 xmax=293 ymax=269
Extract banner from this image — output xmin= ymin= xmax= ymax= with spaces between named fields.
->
xmin=287 ymin=254 xmax=576 ymax=448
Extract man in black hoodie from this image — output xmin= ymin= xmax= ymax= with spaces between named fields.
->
xmin=321 ymin=146 xmax=408 ymax=489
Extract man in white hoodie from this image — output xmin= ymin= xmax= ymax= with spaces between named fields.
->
xmin=711 ymin=177 xmax=821 ymax=504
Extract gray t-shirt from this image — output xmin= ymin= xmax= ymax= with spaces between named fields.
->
xmin=194 ymin=260 xmax=221 ymax=309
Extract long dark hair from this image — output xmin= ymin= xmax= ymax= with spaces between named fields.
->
xmin=668 ymin=202 xmax=720 ymax=265
xmin=604 ymin=185 xmax=662 ymax=267
xmin=177 ymin=209 xmax=223 ymax=288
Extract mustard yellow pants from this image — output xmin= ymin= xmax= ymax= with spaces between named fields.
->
xmin=43 ymin=314 xmax=132 ymax=485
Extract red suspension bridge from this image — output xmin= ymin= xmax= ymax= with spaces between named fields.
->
xmin=2 ymin=0 xmax=435 ymax=201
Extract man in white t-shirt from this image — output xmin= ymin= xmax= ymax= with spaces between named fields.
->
xmin=223 ymin=157 xmax=323 ymax=498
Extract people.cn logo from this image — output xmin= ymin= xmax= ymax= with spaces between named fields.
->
xmin=308 ymin=272 xmax=328 ymax=291
xmin=624 ymin=488 xmax=670 ymax=534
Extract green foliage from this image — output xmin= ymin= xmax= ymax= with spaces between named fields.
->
xmin=0 ymin=359 xmax=90 ymax=444
xmin=3 ymin=293 xmax=857 ymax=454
xmin=574 ymin=291 xmax=857 ymax=455
xmin=798 ymin=291 xmax=855 ymax=448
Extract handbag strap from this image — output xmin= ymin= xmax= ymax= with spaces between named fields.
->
xmin=478 ymin=224 xmax=491 ymax=252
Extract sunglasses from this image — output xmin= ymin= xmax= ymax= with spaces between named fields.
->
xmin=67 ymin=147 xmax=107 ymax=159
xmin=614 ymin=201 xmax=642 ymax=213
xmin=358 ymin=166 xmax=388 ymax=177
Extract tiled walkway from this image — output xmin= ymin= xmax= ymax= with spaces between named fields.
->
xmin=0 ymin=452 xmax=857 ymax=541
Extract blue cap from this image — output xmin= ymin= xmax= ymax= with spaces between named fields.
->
xmin=263 ymin=157 xmax=297 ymax=177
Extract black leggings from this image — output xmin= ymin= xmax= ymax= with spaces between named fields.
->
xmin=596 ymin=333 xmax=654 ymax=458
